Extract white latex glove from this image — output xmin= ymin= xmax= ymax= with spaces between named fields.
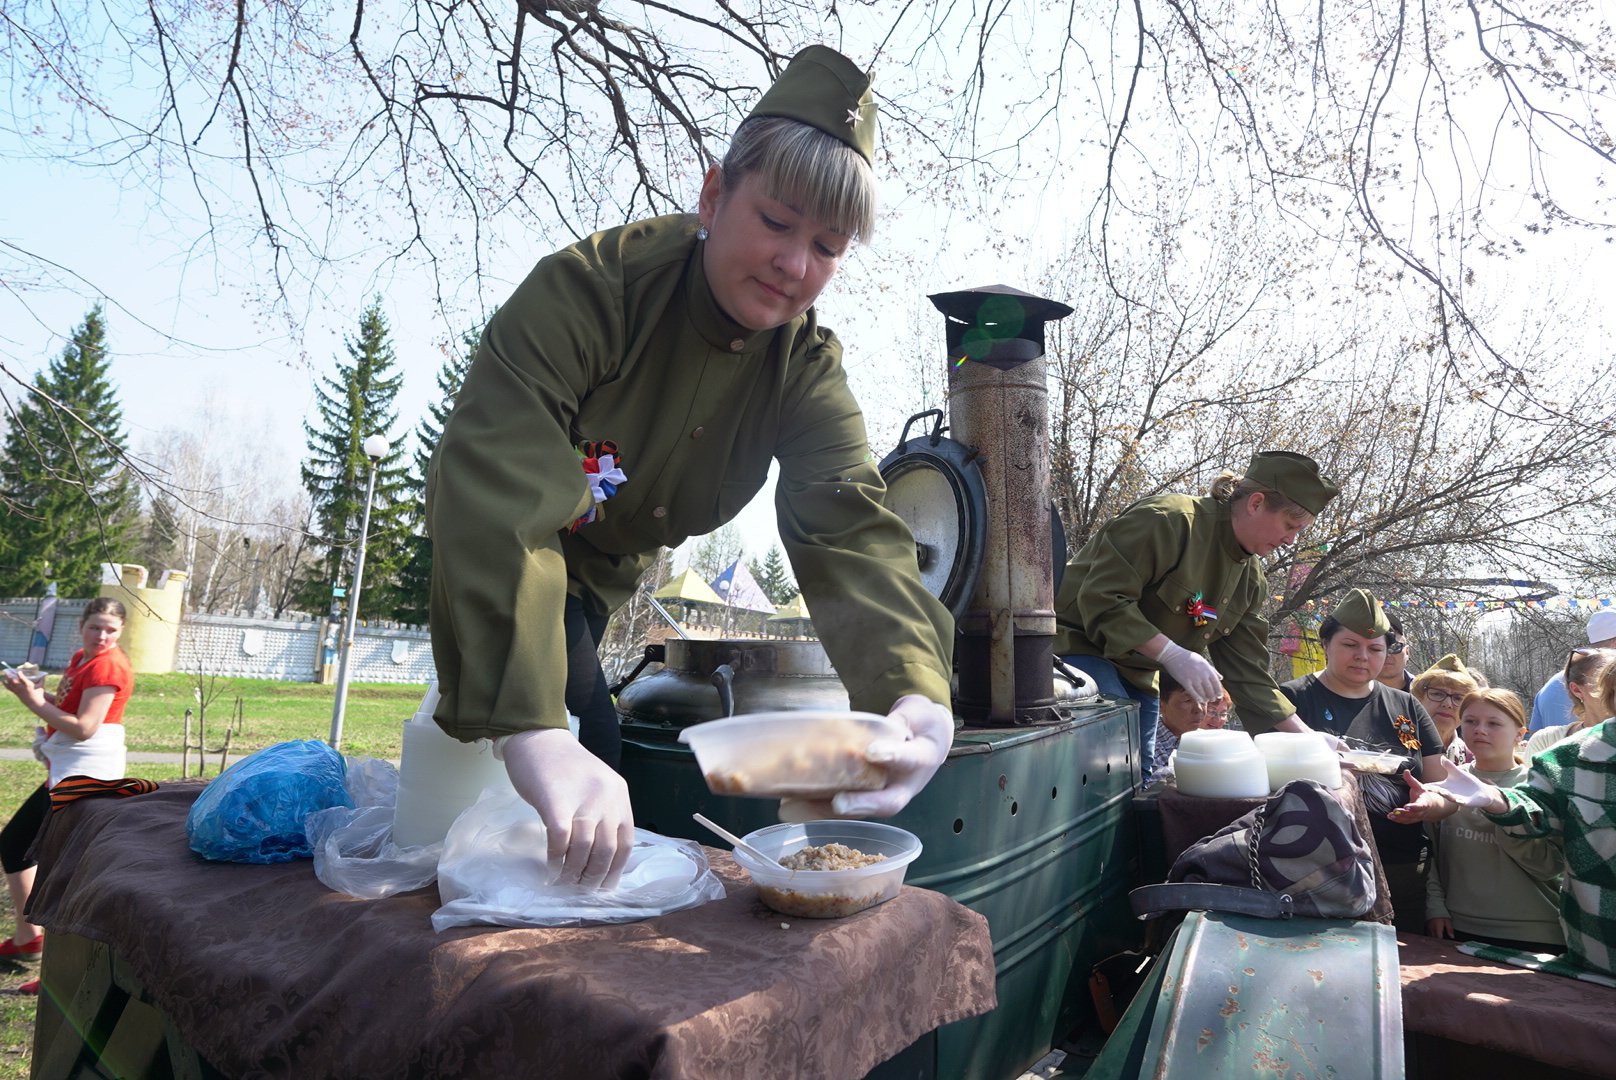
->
xmin=779 ymin=695 xmax=956 ymax=821
xmin=1389 ymin=769 xmax=1503 ymax=823
xmin=1409 ymin=768 xmax=1504 ymax=810
xmin=495 ymin=727 xmax=635 ymax=891
xmin=1154 ymin=641 xmax=1223 ymax=702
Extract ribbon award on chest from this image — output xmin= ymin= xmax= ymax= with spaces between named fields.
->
xmin=571 ymin=439 xmax=627 ymax=532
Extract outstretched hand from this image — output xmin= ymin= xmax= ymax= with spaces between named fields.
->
xmin=1388 ymin=769 xmax=1505 ymax=823
xmin=780 ymin=695 xmax=956 ymax=821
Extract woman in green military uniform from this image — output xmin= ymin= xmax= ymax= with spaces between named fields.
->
xmin=1054 ymin=451 xmax=1340 ymax=776
xmin=427 ymin=47 xmax=955 ymax=890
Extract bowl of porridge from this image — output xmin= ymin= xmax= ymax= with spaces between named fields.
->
xmin=730 ymin=819 xmax=923 ymax=918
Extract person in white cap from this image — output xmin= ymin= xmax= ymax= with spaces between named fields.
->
xmin=1527 ymin=610 xmax=1616 ymax=734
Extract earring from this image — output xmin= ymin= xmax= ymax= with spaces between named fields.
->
xmin=697 ymin=225 xmax=709 ymax=241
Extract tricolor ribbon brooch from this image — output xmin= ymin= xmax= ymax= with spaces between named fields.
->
xmin=571 ymin=439 xmax=627 ymax=532
xmin=1186 ymin=592 xmax=1219 ymax=627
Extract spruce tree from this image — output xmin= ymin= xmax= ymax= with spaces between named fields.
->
xmin=747 ymin=544 xmax=797 ymax=605
xmin=393 ymin=324 xmax=479 ymax=624
xmin=0 ymin=305 xmax=138 ymax=596
xmin=298 ymin=298 xmax=412 ymax=618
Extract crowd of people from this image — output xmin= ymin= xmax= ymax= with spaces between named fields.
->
xmin=1125 ymin=563 xmax=1616 ymax=976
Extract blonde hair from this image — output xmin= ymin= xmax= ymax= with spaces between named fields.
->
xmin=719 ymin=116 xmax=877 ymax=241
xmin=1208 ymin=471 xmax=1304 ymax=516
xmin=1597 ymin=662 xmax=1616 ymax=726
xmin=1563 ymin=647 xmax=1616 ymax=722
xmin=1459 ymin=688 xmax=1528 ymax=763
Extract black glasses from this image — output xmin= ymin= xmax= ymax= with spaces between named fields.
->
xmin=1386 ymin=639 xmax=1406 ymax=654
xmin=1422 ymin=689 xmax=1465 ymax=706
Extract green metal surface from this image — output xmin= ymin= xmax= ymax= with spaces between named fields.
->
xmin=1088 ymin=911 xmax=1404 ymax=1080
xmin=621 ymin=698 xmax=1144 ymax=1080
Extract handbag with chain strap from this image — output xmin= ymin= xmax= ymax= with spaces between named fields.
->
xmin=1131 ymin=779 xmax=1377 ymax=921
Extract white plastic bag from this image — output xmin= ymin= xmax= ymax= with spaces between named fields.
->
xmin=306 ymin=756 xmax=438 ymax=899
xmin=432 ymin=787 xmax=727 ymax=931
xmin=344 ymin=755 xmax=400 ymax=809
xmin=307 ymin=803 xmax=442 ymax=899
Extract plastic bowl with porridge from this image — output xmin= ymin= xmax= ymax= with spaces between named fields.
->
xmin=679 ymin=711 xmax=904 ymax=798
xmin=731 ymin=820 xmax=923 ymax=918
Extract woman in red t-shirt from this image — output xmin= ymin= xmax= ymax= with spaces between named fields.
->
xmin=0 ymin=597 xmax=133 ymax=965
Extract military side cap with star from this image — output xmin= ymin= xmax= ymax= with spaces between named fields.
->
xmin=747 ymin=45 xmax=876 ymax=163
xmin=1245 ymin=451 xmax=1340 ymax=515
xmin=1332 ymin=588 xmax=1390 ymax=638
xmin=1422 ymin=653 xmax=1471 ymax=678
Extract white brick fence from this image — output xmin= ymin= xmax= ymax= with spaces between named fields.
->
xmin=0 ymin=600 xmax=433 ymax=684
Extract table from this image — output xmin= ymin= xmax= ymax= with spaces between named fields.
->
xmin=27 ymin=781 xmax=996 ymax=1080
xmin=1398 ymin=932 xmax=1616 ymax=1078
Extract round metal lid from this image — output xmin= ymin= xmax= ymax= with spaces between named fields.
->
xmin=879 ymin=410 xmax=988 ymax=620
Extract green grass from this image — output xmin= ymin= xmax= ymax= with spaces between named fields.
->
xmin=0 ymin=673 xmax=430 ymax=760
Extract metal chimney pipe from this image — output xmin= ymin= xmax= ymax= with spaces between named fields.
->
xmin=930 ymin=287 xmax=1073 ymax=724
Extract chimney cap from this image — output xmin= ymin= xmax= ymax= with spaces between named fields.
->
xmin=929 ymin=286 xmax=1073 ymax=369
xmin=929 ymin=284 xmax=1073 ymax=325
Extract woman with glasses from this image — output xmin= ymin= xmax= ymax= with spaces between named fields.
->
xmin=1280 ymin=588 xmax=1446 ymax=932
xmin=1412 ymin=654 xmax=1481 ymax=767
xmin=1522 ymin=648 xmax=1616 ymax=759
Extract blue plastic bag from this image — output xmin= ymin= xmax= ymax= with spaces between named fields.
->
xmin=186 ymin=739 xmax=352 ymax=863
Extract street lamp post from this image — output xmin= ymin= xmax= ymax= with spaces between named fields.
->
xmin=329 ymin=433 xmax=390 ymax=750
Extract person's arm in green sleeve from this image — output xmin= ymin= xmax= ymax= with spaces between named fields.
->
xmin=430 ymin=248 xmax=613 ymax=740
xmin=771 ymin=328 xmax=954 ymax=820
xmin=772 ymin=328 xmax=952 ymax=712
xmin=1488 ymin=771 xmax=1565 ymax=843
xmin=428 ymin=246 xmax=634 ymax=890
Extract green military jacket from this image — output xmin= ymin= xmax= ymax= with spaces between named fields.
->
xmin=1053 ymin=494 xmax=1293 ymax=732
xmin=427 ymin=215 xmax=953 ymax=741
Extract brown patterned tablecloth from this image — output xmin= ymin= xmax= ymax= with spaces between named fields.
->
xmin=28 ymin=781 xmax=996 ymax=1080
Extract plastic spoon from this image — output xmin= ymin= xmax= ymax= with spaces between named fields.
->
xmin=692 ymin=813 xmax=776 ymax=866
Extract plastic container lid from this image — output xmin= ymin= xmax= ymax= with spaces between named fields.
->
xmin=679 ymin=711 xmax=904 ymax=798
xmin=1253 ymin=731 xmax=1342 ymax=791
xmin=731 ymin=819 xmax=923 ymax=918
xmin=1171 ymin=729 xmax=1270 ymax=799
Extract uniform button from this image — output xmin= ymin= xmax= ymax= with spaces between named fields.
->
xmin=729 ymin=339 xmax=744 ymax=352
xmin=1204 ymin=631 xmax=1214 ymax=641
xmin=652 ymin=506 xmax=667 ymax=519
xmin=691 ymin=427 xmax=705 ymax=439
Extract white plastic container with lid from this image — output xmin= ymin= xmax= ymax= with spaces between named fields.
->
xmin=391 ymin=679 xmax=521 ymax=849
xmin=1170 ymin=729 xmax=1270 ymax=799
xmin=1253 ymin=731 xmax=1342 ymax=793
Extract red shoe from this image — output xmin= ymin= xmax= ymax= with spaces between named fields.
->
xmin=17 ymin=978 xmax=38 ymax=995
xmin=0 ymin=936 xmax=42 ymax=958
